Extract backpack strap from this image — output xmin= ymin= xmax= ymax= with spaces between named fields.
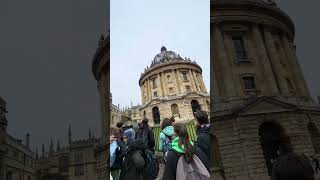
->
xmin=161 ymin=131 xmax=172 ymax=140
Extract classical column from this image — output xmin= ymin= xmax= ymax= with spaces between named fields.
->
xmin=147 ymin=78 xmax=151 ymax=101
xmin=157 ymin=73 xmax=163 ymax=97
xmin=191 ymin=70 xmax=199 ymax=92
xmin=160 ymin=72 xmax=168 ymax=96
xmin=264 ymin=29 xmax=289 ymax=94
xmin=282 ymin=36 xmax=310 ymax=97
xmin=140 ymin=84 xmax=144 ymax=105
xmin=174 ymin=69 xmax=182 ymax=94
xmin=211 ymin=23 xmax=220 ymax=96
xmin=189 ymin=70 xmax=198 ymax=92
xmin=199 ymin=73 xmax=207 ymax=93
xmin=252 ymin=25 xmax=279 ymax=95
xmin=214 ymin=26 xmax=237 ymax=97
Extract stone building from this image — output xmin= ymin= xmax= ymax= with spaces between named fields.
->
xmin=211 ymin=0 xmax=320 ymax=179
xmin=34 ymin=126 xmax=99 ymax=180
xmin=122 ymin=105 xmax=141 ymax=126
xmin=0 ymin=97 xmax=8 ymax=180
xmin=110 ymin=94 xmax=122 ymax=128
xmin=91 ymin=34 xmax=109 ymax=180
xmin=0 ymin=97 xmax=35 ymax=180
xmin=139 ymin=46 xmax=210 ymax=126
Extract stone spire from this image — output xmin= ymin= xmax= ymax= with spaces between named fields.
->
xmin=35 ymin=148 xmax=39 ymax=159
xmin=49 ymin=138 xmax=54 ymax=154
xmin=57 ymin=139 xmax=61 ymax=151
xmin=89 ymin=128 xmax=92 ymax=139
xmin=68 ymin=124 xmax=72 ymax=145
xmin=26 ymin=133 xmax=30 ymax=150
xmin=41 ymin=144 xmax=45 ymax=157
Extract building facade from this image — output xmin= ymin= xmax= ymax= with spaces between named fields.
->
xmin=110 ymin=94 xmax=122 ymax=128
xmin=139 ymin=46 xmax=210 ymax=126
xmin=91 ymin=35 xmax=109 ymax=180
xmin=0 ymin=97 xmax=8 ymax=180
xmin=0 ymin=97 xmax=36 ymax=180
xmin=34 ymin=126 xmax=99 ymax=180
xmin=211 ymin=0 xmax=320 ymax=179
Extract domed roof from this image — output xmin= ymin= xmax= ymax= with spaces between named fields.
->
xmin=151 ymin=46 xmax=184 ymax=67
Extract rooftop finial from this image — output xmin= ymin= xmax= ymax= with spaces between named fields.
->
xmin=160 ymin=46 xmax=167 ymax=52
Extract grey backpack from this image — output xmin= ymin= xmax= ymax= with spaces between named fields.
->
xmin=176 ymin=154 xmax=210 ymax=180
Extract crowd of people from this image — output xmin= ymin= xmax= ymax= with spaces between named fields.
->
xmin=109 ymin=110 xmax=211 ymax=180
xmin=109 ymin=110 xmax=319 ymax=180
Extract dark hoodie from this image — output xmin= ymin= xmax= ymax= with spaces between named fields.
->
xmin=162 ymin=137 xmax=209 ymax=180
xmin=196 ymin=124 xmax=210 ymax=159
xmin=120 ymin=139 xmax=146 ymax=180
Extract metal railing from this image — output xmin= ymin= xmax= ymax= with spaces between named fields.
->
xmin=151 ymin=121 xmax=197 ymax=152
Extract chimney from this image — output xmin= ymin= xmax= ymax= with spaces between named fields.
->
xmin=26 ymin=133 xmax=30 ymax=149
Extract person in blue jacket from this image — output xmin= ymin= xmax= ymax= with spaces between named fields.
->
xmin=109 ymin=127 xmax=126 ymax=180
xmin=159 ymin=118 xmax=174 ymax=162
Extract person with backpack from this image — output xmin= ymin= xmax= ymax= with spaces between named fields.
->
xmin=110 ymin=128 xmax=126 ymax=180
xmin=162 ymin=123 xmax=210 ymax=180
xmin=195 ymin=110 xmax=210 ymax=159
xmin=159 ymin=118 xmax=174 ymax=163
xmin=135 ymin=118 xmax=155 ymax=153
xmin=120 ymin=138 xmax=159 ymax=180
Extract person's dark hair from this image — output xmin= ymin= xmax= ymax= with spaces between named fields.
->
xmin=161 ymin=118 xmax=172 ymax=130
xmin=170 ymin=116 xmax=175 ymax=123
xmin=272 ymin=153 xmax=315 ymax=180
xmin=174 ymin=123 xmax=194 ymax=163
xmin=116 ymin=122 xmax=124 ymax=128
xmin=142 ymin=118 xmax=149 ymax=124
xmin=195 ymin=110 xmax=209 ymax=125
xmin=111 ymin=127 xmax=121 ymax=139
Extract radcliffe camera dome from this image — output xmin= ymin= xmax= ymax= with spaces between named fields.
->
xmin=151 ymin=46 xmax=184 ymax=67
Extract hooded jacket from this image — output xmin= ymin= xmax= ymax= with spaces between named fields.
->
xmin=162 ymin=137 xmax=209 ymax=180
xmin=196 ymin=124 xmax=210 ymax=159
xmin=159 ymin=125 xmax=174 ymax=151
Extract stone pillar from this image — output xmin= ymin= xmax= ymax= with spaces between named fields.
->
xmin=147 ymin=78 xmax=151 ymax=101
xmin=160 ymin=72 xmax=167 ymax=97
xmin=191 ymin=70 xmax=199 ymax=91
xmin=189 ymin=70 xmax=197 ymax=92
xmin=252 ymin=25 xmax=279 ymax=95
xmin=199 ymin=73 xmax=207 ymax=93
xmin=157 ymin=73 xmax=163 ymax=97
xmin=213 ymin=26 xmax=237 ymax=97
xmin=264 ymin=29 xmax=289 ymax=94
xmin=174 ymin=69 xmax=182 ymax=94
xmin=140 ymin=84 xmax=144 ymax=105
xmin=282 ymin=36 xmax=310 ymax=97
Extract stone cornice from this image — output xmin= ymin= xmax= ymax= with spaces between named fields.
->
xmin=211 ymin=1 xmax=295 ymax=40
xmin=139 ymin=61 xmax=202 ymax=86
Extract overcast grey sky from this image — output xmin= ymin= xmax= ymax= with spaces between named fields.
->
xmin=0 ymin=0 xmax=108 ymax=151
xmin=110 ymin=0 xmax=210 ymax=109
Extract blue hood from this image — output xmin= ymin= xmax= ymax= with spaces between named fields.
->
xmin=162 ymin=126 xmax=174 ymax=136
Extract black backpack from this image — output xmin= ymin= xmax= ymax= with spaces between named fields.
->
xmin=141 ymin=149 xmax=159 ymax=180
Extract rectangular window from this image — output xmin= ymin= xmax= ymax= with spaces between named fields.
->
xmin=169 ymin=87 xmax=174 ymax=93
xmin=182 ymin=72 xmax=188 ymax=81
xmin=185 ymin=86 xmax=191 ymax=92
xmin=232 ymin=36 xmax=247 ymax=61
xmin=152 ymin=78 xmax=157 ymax=88
xmin=242 ymin=76 xmax=256 ymax=90
xmin=75 ymin=166 xmax=84 ymax=176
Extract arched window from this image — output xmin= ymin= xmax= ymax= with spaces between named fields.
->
xmin=6 ymin=171 xmax=12 ymax=180
xmin=308 ymin=122 xmax=320 ymax=154
xmin=152 ymin=107 xmax=160 ymax=124
xmin=191 ymin=100 xmax=202 ymax=117
xmin=259 ymin=122 xmax=292 ymax=175
xmin=171 ymin=104 xmax=180 ymax=117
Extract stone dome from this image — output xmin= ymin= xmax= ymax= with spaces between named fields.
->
xmin=151 ymin=46 xmax=184 ymax=67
